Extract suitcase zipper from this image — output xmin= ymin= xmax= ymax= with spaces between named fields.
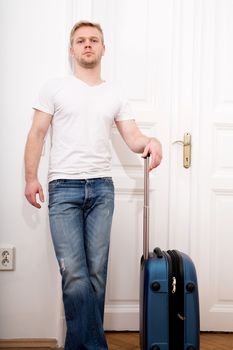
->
xmin=172 ymin=276 xmax=176 ymax=294
xmin=167 ymin=250 xmax=185 ymax=350
xmin=162 ymin=251 xmax=174 ymax=350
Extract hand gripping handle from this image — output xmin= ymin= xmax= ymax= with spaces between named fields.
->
xmin=143 ymin=156 xmax=150 ymax=260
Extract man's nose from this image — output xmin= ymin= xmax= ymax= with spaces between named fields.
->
xmin=84 ymin=40 xmax=92 ymax=48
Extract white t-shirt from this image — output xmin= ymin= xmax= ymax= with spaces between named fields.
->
xmin=33 ymin=75 xmax=134 ymax=182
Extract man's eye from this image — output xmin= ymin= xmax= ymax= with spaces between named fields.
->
xmin=77 ymin=40 xmax=83 ymax=44
xmin=91 ymin=38 xmax=98 ymax=43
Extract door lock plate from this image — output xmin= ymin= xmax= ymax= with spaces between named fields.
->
xmin=173 ymin=132 xmax=191 ymax=168
xmin=183 ymin=133 xmax=191 ymax=168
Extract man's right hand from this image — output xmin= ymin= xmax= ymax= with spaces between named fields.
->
xmin=25 ymin=180 xmax=45 ymax=209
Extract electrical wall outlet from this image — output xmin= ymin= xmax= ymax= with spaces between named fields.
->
xmin=0 ymin=247 xmax=15 ymax=271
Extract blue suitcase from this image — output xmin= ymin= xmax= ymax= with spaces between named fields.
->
xmin=140 ymin=157 xmax=200 ymax=350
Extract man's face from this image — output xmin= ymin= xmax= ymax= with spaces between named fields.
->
xmin=70 ymin=26 xmax=105 ymax=69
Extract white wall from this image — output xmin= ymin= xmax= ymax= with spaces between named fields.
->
xmin=0 ymin=0 xmax=68 ymax=340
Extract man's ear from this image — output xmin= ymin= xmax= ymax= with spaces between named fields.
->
xmin=102 ymin=44 xmax=106 ymax=56
xmin=70 ymin=46 xmax=74 ymax=57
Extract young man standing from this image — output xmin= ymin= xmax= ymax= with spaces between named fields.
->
xmin=24 ymin=21 xmax=162 ymax=350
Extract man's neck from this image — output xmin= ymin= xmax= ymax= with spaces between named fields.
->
xmin=73 ymin=65 xmax=104 ymax=86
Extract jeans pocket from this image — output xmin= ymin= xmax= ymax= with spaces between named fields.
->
xmin=103 ymin=177 xmax=114 ymax=185
xmin=48 ymin=179 xmax=66 ymax=191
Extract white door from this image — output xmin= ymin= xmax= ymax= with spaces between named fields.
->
xmin=169 ymin=0 xmax=233 ymax=331
xmin=192 ymin=0 xmax=233 ymax=331
xmin=64 ymin=0 xmax=233 ymax=334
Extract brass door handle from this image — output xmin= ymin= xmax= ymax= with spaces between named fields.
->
xmin=173 ymin=132 xmax=191 ymax=168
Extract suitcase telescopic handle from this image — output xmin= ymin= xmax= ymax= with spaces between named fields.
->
xmin=143 ymin=155 xmax=150 ymax=260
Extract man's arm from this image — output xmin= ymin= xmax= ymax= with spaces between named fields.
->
xmin=24 ymin=110 xmax=52 ymax=208
xmin=115 ymin=119 xmax=162 ymax=171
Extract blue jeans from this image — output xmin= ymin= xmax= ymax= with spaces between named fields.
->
xmin=48 ymin=178 xmax=114 ymax=350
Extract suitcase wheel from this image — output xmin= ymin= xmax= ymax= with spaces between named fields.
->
xmin=151 ymin=281 xmax=160 ymax=292
xmin=186 ymin=282 xmax=195 ymax=293
xmin=150 ymin=346 xmax=160 ymax=350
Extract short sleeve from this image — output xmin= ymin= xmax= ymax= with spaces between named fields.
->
xmin=114 ymin=98 xmax=135 ymax=122
xmin=32 ymin=80 xmax=55 ymax=115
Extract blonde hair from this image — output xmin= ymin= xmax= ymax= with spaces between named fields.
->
xmin=70 ymin=20 xmax=104 ymax=47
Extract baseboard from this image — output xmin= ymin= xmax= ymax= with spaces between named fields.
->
xmin=0 ymin=338 xmax=58 ymax=348
xmin=104 ymin=305 xmax=139 ymax=331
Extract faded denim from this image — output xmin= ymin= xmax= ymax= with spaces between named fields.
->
xmin=48 ymin=178 xmax=114 ymax=350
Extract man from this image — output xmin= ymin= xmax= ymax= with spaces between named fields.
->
xmin=24 ymin=21 xmax=162 ymax=350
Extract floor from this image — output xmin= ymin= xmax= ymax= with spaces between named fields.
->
xmin=106 ymin=332 xmax=233 ymax=350
xmin=0 ymin=332 xmax=232 ymax=349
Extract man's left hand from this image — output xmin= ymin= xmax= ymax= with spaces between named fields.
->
xmin=142 ymin=138 xmax=162 ymax=171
